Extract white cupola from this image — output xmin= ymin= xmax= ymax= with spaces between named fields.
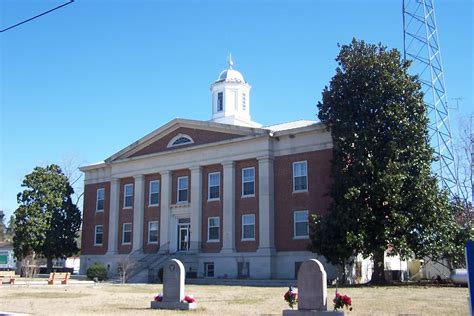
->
xmin=210 ymin=54 xmax=261 ymax=128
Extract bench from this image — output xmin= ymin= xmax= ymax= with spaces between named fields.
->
xmin=0 ymin=271 xmax=16 ymax=284
xmin=47 ymin=272 xmax=70 ymax=285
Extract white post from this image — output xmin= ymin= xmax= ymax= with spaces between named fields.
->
xmin=221 ymin=161 xmax=235 ymax=253
xmin=107 ymin=178 xmax=120 ymax=254
xmin=159 ymin=170 xmax=171 ymax=253
xmin=132 ymin=174 xmax=145 ymax=252
xmin=257 ymin=156 xmax=275 ymax=253
xmin=190 ymin=166 xmax=202 ymax=252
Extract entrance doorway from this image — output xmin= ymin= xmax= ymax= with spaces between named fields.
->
xmin=177 ymin=218 xmax=191 ymax=251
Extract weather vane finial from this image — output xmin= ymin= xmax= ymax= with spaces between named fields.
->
xmin=228 ymin=53 xmax=234 ymax=69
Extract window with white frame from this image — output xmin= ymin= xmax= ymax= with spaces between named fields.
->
xmin=148 ymin=221 xmax=159 ymax=244
xmin=177 ymin=176 xmax=188 ymax=203
xmin=94 ymin=225 xmax=103 ymax=245
xmin=167 ymin=134 xmax=194 ymax=148
xmin=172 ymin=136 xmax=192 ymax=146
xmin=242 ymin=92 xmax=246 ymax=110
xmin=149 ymin=180 xmax=160 ymax=206
xmin=293 ymin=161 xmax=308 ymax=192
xmin=123 ymin=183 xmax=134 ymax=208
xmin=204 ymin=262 xmax=215 ymax=277
xmin=217 ymin=92 xmax=223 ymax=111
xmin=208 ymin=172 xmax=220 ymax=200
xmin=122 ymin=223 xmax=132 ymax=244
xmin=208 ymin=217 xmax=220 ymax=242
xmin=294 ymin=210 xmax=309 ymax=238
xmin=242 ymin=214 xmax=255 ymax=240
xmin=96 ymin=188 xmax=105 ymax=211
xmin=242 ymin=167 xmax=255 ymax=196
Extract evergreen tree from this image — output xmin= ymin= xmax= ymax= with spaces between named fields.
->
xmin=14 ymin=164 xmax=82 ymax=271
xmin=310 ymin=39 xmax=456 ymax=284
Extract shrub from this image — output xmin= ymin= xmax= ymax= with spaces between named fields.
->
xmin=86 ymin=263 xmax=107 ymax=281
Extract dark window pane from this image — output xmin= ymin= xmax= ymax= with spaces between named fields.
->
xmin=150 ymin=193 xmax=159 ymax=205
xmin=178 ymin=189 xmax=188 ymax=202
xmin=209 ymin=186 xmax=220 ymax=199
xmin=243 ymin=225 xmax=254 ymax=239
xmin=294 ymin=176 xmax=307 ymax=191
xmin=97 ymin=199 xmax=104 ymax=211
xmin=295 ymin=222 xmax=308 ymax=237
xmin=209 ymin=227 xmax=219 ymax=240
xmin=243 ymin=182 xmax=254 ymax=195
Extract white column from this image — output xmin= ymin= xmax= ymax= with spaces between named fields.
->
xmin=221 ymin=161 xmax=235 ymax=253
xmin=257 ymin=156 xmax=275 ymax=253
xmin=159 ymin=170 xmax=171 ymax=253
xmin=190 ymin=166 xmax=202 ymax=252
xmin=132 ymin=174 xmax=145 ymax=252
xmin=106 ymin=178 xmax=120 ymax=255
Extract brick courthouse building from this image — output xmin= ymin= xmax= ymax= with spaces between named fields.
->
xmin=79 ymin=59 xmax=336 ymax=281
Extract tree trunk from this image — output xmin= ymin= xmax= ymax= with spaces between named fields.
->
xmin=46 ymin=257 xmax=53 ymax=274
xmin=371 ymin=250 xmax=387 ymax=285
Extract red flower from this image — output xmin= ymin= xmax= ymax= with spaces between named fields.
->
xmin=154 ymin=293 xmax=163 ymax=302
xmin=183 ymin=295 xmax=196 ymax=303
xmin=333 ymin=292 xmax=352 ymax=311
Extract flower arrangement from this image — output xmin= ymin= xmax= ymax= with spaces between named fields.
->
xmin=283 ymin=286 xmax=298 ymax=309
xmin=154 ymin=293 xmax=163 ymax=302
xmin=182 ymin=295 xmax=196 ymax=303
xmin=333 ymin=292 xmax=352 ymax=311
xmin=153 ymin=293 xmax=196 ymax=303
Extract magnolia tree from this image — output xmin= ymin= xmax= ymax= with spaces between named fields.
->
xmin=310 ymin=39 xmax=458 ymax=284
xmin=14 ymin=164 xmax=82 ymax=272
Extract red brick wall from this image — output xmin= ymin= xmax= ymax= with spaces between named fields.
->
xmin=143 ymin=173 xmax=161 ymax=253
xmin=130 ymin=127 xmax=242 ymax=158
xmin=274 ymin=149 xmax=333 ymax=251
xmin=201 ymin=164 xmax=223 ymax=253
xmin=81 ymin=182 xmax=110 ymax=255
xmin=118 ymin=177 xmax=134 ymax=254
xmin=235 ymin=159 xmax=259 ymax=252
xmin=172 ymin=169 xmax=191 ymax=205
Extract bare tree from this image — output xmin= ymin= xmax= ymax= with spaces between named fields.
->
xmin=21 ymin=253 xmax=39 ymax=286
xmin=60 ymin=153 xmax=86 ymax=207
xmin=117 ymin=256 xmax=135 ymax=284
xmin=454 ymin=113 xmax=473 ymax=201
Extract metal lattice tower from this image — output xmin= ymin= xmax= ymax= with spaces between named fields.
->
xmin=403 ymin=0 xmax=460 ymax=197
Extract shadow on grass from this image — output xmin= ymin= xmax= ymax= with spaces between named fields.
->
xmin=5 ymin=292 xmax=92 ymax=299
xmin=119 ymin=307 xmax=207 ymax=313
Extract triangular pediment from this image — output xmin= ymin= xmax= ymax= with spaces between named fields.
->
xmin=106 ymin=118 xmax=268 ymax=162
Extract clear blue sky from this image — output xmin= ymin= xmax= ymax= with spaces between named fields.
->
xmin=1 ymin=0 xmax=472 ymax=221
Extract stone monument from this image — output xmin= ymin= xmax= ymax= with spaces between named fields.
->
xmin=283 ymin=259 xmax=343 ymax=316
xmin=150 ymin=259 xmax=197 ymax=310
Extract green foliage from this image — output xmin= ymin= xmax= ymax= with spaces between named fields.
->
xmin=86 ymin=263 xmax=108 ymax=281
xmin=310 ymin=39 xmax=457 ymax=282
xmin=443 ymin=197 xmax=474 ymax=268
xmin=13 ymin=165 xmax=82 ymax=266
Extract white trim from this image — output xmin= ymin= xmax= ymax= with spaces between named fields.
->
xmin=207 ymin=216 xmax=220 ymax=242
xmin=241 ymin=167 xmax=255 ymax=197
xmin=123 ymin=183 xmax=134 ymax=208
xmin=148 ymin=221 xmax=159 ymax=244
xmin=167 ymin=134 xmax=194 ymax=148
xmin=293 ymin=210 xmax=309 ymax=239
xmin=292 ymin=161 xmax=308 ymax=193
xmin=241 ymin=214 xmax=256 ymax=241
xmin=177 ymin=176 xmax=189 ymax=203
xmin=208 ymin=172 xmax=221 ymax=201
xmin=96 ymin=188 xmax=105 ymax=212
xmin=122 ymin=222 xmax=132 ymax=245
xmin=94 ymin=225 xmax=103 ymax=246
xmin=148 ymin=180 xmax=160 ymax=207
